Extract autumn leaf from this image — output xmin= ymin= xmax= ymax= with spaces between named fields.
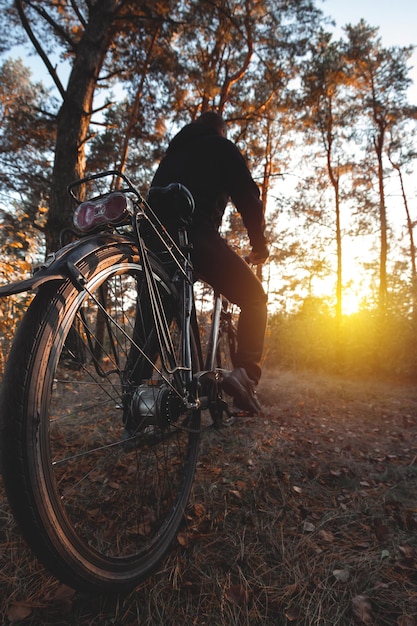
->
xmin=7 ymin=602 xmax=32 ymax=623
xmin=177 ymin=531 xmax=191 ymax=547
xmin=333 ymin=568 xmax=350 ymax=582
xmin=398 ymin=545 xmax=415 ymax=559
xmin=285 ymin=606 xmax=302 ymax=622
xmin=374 ymin=521 xmax=390 ymax=542
xmin=318 ymin=529 xmax=334 ymax=543
xmin=225 ymin=585 xmax=248 ymax=607
xmin=352 ymin=595 xmax=373 ymax=625
xmin=193 ymin=503 xmax=205 ymax=517
xmin=47 ymin=585 xmax=75 ymax=616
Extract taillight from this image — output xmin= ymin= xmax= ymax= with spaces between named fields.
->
xmin=73 ymin=192 xmax=132 ymax=232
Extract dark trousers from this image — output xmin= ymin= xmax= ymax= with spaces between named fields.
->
xmin=190 ymin=228 xmax=267 ymax=383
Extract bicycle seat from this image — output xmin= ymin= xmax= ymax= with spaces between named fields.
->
xmin=147 ymin=183 xmax=195 ymax=226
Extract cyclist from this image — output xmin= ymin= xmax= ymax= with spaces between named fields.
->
xmin=151 ymin=111 xmax=268 ymax=414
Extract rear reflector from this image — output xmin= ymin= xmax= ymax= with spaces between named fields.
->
xmin=73 ymin=192 xmax=132 ymax=232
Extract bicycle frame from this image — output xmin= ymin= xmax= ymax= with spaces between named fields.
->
xmin=133 ymin=202 xmax=228 ymax=412
xmin=0 ymin=169 xmax=240 ymax=594
xmin=204 ymin=292 xmax=223 ymax=371
xmin=0 ymin=168 xmax=228 ymax=411
xmin=70 ymin=170 xmax=198 ymax=399
xmin=134 ymin=206 xmax=197 ymax=400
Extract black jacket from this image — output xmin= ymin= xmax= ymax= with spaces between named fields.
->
xmin=151 ymin=123 xmax=266 ymax=249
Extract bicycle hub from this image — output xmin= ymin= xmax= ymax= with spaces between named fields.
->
xmin=129 ymin=383 xmax=184 ymax=429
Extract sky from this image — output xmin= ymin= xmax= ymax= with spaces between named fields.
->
xmin=322 ymin=0 xmax=417 ymax=102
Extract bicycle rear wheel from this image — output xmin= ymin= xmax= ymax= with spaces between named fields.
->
xmin=0 ymin=240 xmax=200 ymax=592
xmin=216 ymin=299 xmax=238 ymax=374
xmin=195 ymin=283 xmax=238 ymax=425
xmin=213 ymin=300 xmax=238 ymax=425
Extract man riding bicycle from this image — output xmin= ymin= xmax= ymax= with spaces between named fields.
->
xmin=151 ymin=111 xmax=268 ymax=414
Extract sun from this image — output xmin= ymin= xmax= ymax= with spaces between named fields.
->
xmin=264 ymin=238 xmax=374 ymax=315
xmin=309 ymin=276 xmax=366 ymax=315
xmin=341 ymin=287 xmax=365 ymax=316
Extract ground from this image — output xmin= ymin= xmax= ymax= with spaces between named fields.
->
xmin=1 ymin=369 xmax=417 ymax=625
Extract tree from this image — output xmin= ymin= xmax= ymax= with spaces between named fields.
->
xmin=5 ymin=0 xmax=327 ymax=259
xmin=9 ymin=0 xmax=182 ymax=252
xmin=0 ymin=57 xmax=55 ymax=208
xmin=11 ymin=0 xmax=123 ymax=250
xmin=387 ymin=124 xmax=417 ymax=313
xmin=300 ymin=31 xmax=352 ymax=320
xmin=189 ymin=0 xmax=324 ymax=289
xmin=344 ymin=21 xmax=415 ymax=311
xmin=170 ymin=0 xmax=256 ymax=118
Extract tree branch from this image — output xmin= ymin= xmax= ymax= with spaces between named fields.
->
xmin=25 ymin=0 xmax=77 ymax=50
xmin=15 ymin=0 xmax=67 ymax=101
xmin=69 ymin=0 xmax=87 ymax=29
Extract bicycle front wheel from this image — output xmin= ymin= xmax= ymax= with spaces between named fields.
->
xmin=0 ymin=240 xmax=200 ymax=592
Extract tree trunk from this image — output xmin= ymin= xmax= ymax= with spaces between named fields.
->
xmin=46 ymin=0 xmax=119 ymax=253
xmin=390 ymin=159 xmax=417 ymax=313
xmin=376 ymin=144 xmax=388 ymax=311
xmin=326 ymin=145 xmax=342 ymax=321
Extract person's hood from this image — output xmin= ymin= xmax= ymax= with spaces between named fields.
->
xmin=167 ymin=123 xmax=218 ymax=153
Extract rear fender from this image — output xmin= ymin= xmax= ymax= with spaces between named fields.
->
xmin=0 ymin=233 xmax=137 ymax=297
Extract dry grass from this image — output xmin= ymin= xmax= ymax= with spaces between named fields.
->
xmin=1 ymin=369 xmax=417 ymax=625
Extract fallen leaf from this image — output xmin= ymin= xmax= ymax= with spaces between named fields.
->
xmin=330 ymin=468 xmax=342 ymax=477
xmin=318 ymin=529 xmax=334 ymax=543
xmin=352 ymin=595 xmax=373 ymax=625
xmin=7 ymin=602 xmax=33 ymax=623
xmin=333 ymin=568 xmax=350 ymax=582
xmin=303 ymin=521 xmax=315 ymax=533
xmin=193 ymin=503 xmax=205 ymax=517
xmin=285 ymin=606 xmax=302 ymax=622
xmin=225 ymin=585 xmax=248 ymax=607
xmin=398 ymin=545 xmax=415 ymax=559
xmin=177 ymin=532 xmax=190 ymax=547
xmin=374 ymin=522 xmax=390 ymax=542
xmin=48 ymin=585 xmax=75 ymax=615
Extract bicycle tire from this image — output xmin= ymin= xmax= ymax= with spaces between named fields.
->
xmin=196 ymin=285 xmax=238 ymax=426
xmin=214 ymin=303 xmax=238 ymax=425
xmin=216 ymin=303 xmax=238 ymax=374
xmin=0 ymin=240 xmax=201 ymax=592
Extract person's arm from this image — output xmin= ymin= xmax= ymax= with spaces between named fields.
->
xmin=223 ymin=141 xmax=268 ymax=256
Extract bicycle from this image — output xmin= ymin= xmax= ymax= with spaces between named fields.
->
xmin=0 ymin=170 xmax=247 ymax=593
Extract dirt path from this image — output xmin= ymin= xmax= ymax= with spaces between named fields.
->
xmin=1 ymin=370 xmax=417 ymax=625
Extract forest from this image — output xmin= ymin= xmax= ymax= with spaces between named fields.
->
xmin=2 ymin=4 xmax=417 ymax=624
xmin=1 ymin=0 xmax=417 ymax=381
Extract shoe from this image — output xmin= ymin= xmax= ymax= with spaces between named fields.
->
xmin=222 ymin=367 xmax=261 ymax=415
